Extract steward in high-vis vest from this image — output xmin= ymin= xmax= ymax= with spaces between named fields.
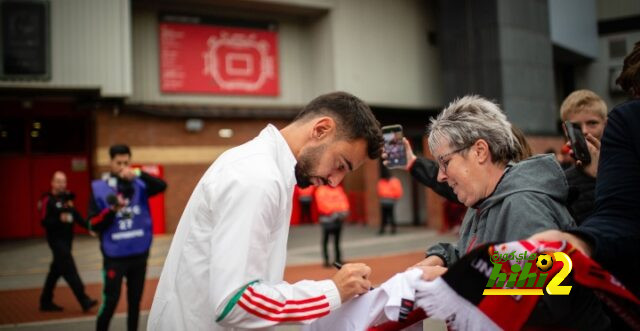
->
xmin=88 ymin=144 xmax=166 ymax=331
xmin=377 ymin=166 xmax=403 ymax=235
xmin=315 ymin=185 xmax=350 ymax=267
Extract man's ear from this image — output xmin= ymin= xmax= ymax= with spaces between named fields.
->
xmin=311 ymin=117 xmax=336 ymax=140
xmin=474 ymin=139 xmax=491 ymax=164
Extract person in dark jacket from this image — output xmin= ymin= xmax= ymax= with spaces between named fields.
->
xmin=88 ymin=144 xmax=166 ymax=331
xmin=559 ymin=89 xmax=608 ymax=224
xmin=39 ymin=171 xmax=97 ymax=312
xmin=532 ymin=41 xmax=640 ymax=301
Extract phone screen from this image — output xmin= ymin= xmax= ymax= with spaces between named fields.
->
xmin=563 ymin=121 xmax=591 ymax=165
xmin=382 ymin=125 xmax=407 ymax=168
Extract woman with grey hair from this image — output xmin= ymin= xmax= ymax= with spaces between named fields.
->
xmin=414 ymin=95 xmax=576 ymax=275
xmin=412 ymin=95 xmax=611 ymax=330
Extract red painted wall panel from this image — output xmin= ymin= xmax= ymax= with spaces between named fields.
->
xmin=159 ymin=22 xmax=279 ymax=96
xmin=0 ymin=157 xmax=32 ymax=238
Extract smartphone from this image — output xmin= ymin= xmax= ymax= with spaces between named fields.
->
xmin=562 ymin=121 xmax=591 ymax=165
xmin=382 ymin=124 xmax=407 ymax=168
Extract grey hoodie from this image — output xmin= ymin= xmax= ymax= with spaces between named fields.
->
xmin=427 ymin=154 xmax=576 ymax=266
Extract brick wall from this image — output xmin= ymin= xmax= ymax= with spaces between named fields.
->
xmin=92 ymin=108 xmax=289 ymax=232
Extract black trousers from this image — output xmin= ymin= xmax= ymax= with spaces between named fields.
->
xmin=97 ymin=253 xmax=148 ymax=331
xmin=299 ymin=200 xmax=312 ymax=224
xmin=321 ymin=221 xmax=343 ymax=265
xmin=40 ymin=235 xmax=90 ymax=307
xmin=379 ymin=203 xmax=396 ymax=234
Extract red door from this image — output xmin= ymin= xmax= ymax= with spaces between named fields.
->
xmin=0 ymin=156 xmax=32 ymax=238
xmin=0 ymin=101 xmax=91 ymax=239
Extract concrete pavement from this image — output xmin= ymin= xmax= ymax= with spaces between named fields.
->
xmin=0 ymin=224 xmax=456 ymax=330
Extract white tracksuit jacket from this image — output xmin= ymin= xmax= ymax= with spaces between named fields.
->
xmin=147 ymin=125 xmax=341 ymax=330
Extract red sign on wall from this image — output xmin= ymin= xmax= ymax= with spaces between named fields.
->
xmin=159 ymin=22 xmax=279 ymax=96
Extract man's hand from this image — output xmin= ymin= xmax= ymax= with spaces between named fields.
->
xmin=575 ymin=133 xmax=601 ymax=178
xmin=413 ymin=265 xmax=448 ymax=281
xmin=59 ymin=212 xmax=73 ymax=223
xmin=410 ymin=255 xmax=446 ymax=269
xmin=382 ymin=138 xmax=417 ymax=171
xmin=110 ymin=195 xmax=127 ymax=212
xmin=330 ymin=263 xmax=372 ymax=303
xmin=119 ymin=167 xmax=137 ymax=181
xmin=529 ymin=230 xmax=593 ymax=256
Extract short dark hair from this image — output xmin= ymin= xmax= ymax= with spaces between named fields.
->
xmin=294 ymin=91 xmax=383 ymax=159
xmin=109 ymin=144 xmax=131 ymax=159
xmin=616 ymin=41 xmax=640 ymax=98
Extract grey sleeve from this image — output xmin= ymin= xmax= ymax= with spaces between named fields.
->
xmin=498 ymin=192 xmax=576 ymax=242
xmin=426 ymin=242 xmax=460 ymax=267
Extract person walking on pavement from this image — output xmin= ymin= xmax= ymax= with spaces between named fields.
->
xmin=297 ymin=185 xmax=315 ymax=224
xmin=39 ymin=171 xmax=97 ymax=312
xmin=377 ymin=165 xmax=403 ymax=235
xmin=88 ymin=144 xmax=166 ymax=331
xmin=315 ymin=184 xmax=350 ymax=267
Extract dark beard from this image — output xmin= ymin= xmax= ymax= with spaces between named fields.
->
xmin=294 ymin=164 xmax=313 ymax=188
xmin=294 ymin=144 xmax=328 ymax=188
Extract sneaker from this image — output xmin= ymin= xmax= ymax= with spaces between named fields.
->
xmin=40 ymin=302 xmax=63 ymax=312
xmin=81 ymin=298 xmax=98 ymax=312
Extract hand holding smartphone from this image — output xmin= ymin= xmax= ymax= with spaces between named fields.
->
xmin=382 ymin=125 xmax=407 ymax=168
xmin=562 ymin=121 xmax=591 ymax=165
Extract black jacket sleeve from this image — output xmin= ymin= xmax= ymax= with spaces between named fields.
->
xmin=563 ymin=166 xmax=596 ymax=226
xmin=409 ymin=157 xmax=460 ymax=203
xmin=40 ymin=194 xmax=61 ymax=229
xmin=140 ymin=171 xmax=167 ymax=197
xmin=70 ymin=207 xmax=87 ymax=229
xmin=87 ymin=190 xmax=116 ymax=233
xmin=571 ymin=100 xmax=640 ymax=297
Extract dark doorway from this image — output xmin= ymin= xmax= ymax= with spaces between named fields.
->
xmin=0 ymin=100 xmax=91 ymax=239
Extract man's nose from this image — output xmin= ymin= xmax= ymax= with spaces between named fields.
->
xmin=328 ymin=172 xmax=346 ymax=187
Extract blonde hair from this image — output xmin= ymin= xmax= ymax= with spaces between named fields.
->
xmin=559 ymin=89 xmax=607 ymax=121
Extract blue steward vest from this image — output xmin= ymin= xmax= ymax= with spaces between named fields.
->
xmin=91 ymin=178 xmax=153 ymax=258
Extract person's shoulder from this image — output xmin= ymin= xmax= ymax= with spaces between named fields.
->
xmin=610 ymin=99 xmax=640 ymax=120
xmin=90 ymin=178 xmax=107 ymax=187
xmin=502 ymin=189 xmax=555 ymax=203
xmin=219 ymin=135 xmax=275 ymax=162
xmin=222 ymin=151 xmax=278 ymax=176
xmin=505 ymin=154 xmax=566 ymax=189
xmin=612 ymin=98 xmax=640 ymax=110
xmin=208 ymin=151 xmax=280 ymax=189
